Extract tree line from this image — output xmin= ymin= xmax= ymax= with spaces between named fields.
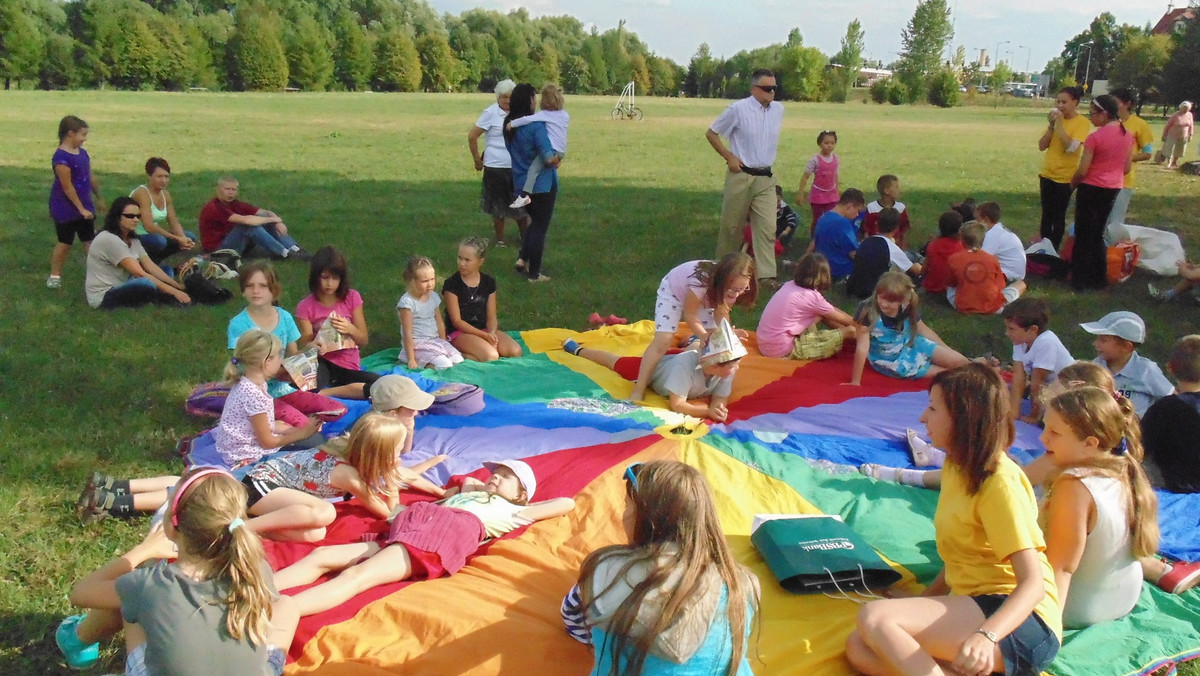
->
xmin=0 ymin=0 xmax=875 ymax=100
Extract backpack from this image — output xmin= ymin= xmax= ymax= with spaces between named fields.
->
xmin=185 ymin=381 xmax=229 ymax=418
xmin=427 ymin=382 xmax=486 ymax=416
xmin=181 ymin=269 xmax=234 ymax=305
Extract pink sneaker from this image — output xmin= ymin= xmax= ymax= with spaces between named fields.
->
xmin=1158 ymin=560 xmax=1200 ymax=594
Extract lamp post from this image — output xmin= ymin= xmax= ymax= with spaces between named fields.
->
xmin=1018 ymin=44 xmax=1032 ymax=78
xmin=1082 ymin=42 xmax=1094 ymax=91
xmin=995 ymin=39 xmax=1011 ymax=71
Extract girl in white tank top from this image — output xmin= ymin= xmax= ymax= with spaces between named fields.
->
xmin=1040 ymin=387 xmax=1159 ymax=628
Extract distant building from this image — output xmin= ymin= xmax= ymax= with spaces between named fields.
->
xmin=858 ymin=68 xmax=893 ymax=87
xmin=1153 ymin=5 xmax=1196 ymax=35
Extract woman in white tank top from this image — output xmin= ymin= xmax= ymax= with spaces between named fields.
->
xmin=130 ymin=157 xmax=196 ymax=263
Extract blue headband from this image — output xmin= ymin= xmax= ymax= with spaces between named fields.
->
xmin=1113 ymin=437 xmax=1129 ymax=456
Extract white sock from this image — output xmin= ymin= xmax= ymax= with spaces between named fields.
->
xmin=913 ymin=445 xmax=946 ymax=468
xmin=860 ymin=464 xmax=929 ymax=487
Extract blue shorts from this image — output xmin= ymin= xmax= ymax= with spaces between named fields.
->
xmin=126 ymin=643 xmax=286 ymax=676
xmin=972 ymin=594 xmax=1060 ymax=676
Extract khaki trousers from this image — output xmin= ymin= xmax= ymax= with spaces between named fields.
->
xmin=715 ymin=170 xmax=777 ymax=280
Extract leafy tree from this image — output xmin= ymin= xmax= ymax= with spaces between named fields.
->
xmin=629 ymin=52 xmax=650 ymax=95
xmin=39 ymin=32 xmax=76 ymax=89
xmin=228 ymin=5 xmax=288 ymax=91
xmin=113 ymin=18 xmax=168 ymax=89
xmin=561 ymin=54 xmax=589 ymax=93
xmin=926 ymin=67 xmax=960 ymax=107
xmin=373 ymin=26 xmax=420 ymax=92
xmin=777 ymin=43 xmax=828 ymax=102
xmin=869 ymin=78 xmax=888 ymax=103
xmin=830 ymin=19 xmax=865 ymax=95
xmin=578 ymin=35 xmax=609 ymax=93
xmin=285 ymin=12 xmax=334 ymax=91
xmin=646 ymin=54 xmax=678 ymax=96
xmin=0 ymin=2 xmax=45 ymax=89
xmin=895 ymin=0 xmax=953 ymax=98
xmin=1059 ymin=13 xmax=1146 ymax=90
xmin=684 ymin=42 xmax=717 ymax=97
xmin=332 ymin=10 xmax=372 ymax=91
xmin=528 ymin=41 xmax=558 ymax=85
xmin=988 ymin=61 xmax=1014 ymax=91
xmin=416 ymin=31 xmax=459 ymax=91
xmin=1162 ymin=14 xmax=1200 ymax=106
xmin=1109 ymin=34 xmax=1172 ymax=106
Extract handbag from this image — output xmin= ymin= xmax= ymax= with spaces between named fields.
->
xmin=751 ymin=515 xmax=901 ymax=595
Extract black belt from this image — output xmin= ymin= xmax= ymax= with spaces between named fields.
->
xmin=740 ymin=165 xmax=773 ymax=177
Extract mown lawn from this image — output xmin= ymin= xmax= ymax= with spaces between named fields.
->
xmin=1 ymin=91 xmax=1197 ymax=674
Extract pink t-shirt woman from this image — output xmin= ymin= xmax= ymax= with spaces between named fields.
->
xmin=756 ymin=282 xmax=836 ymax=358
xmin=1081 ymin=124 xmax=1134 ymax=190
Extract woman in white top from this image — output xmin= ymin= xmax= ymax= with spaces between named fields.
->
xmin=85 ymin=197 xmax=191 ymax=309
xmin=130 ymin=157 xmax=197 ymax=263
xmin=467 ymin=80 xmax=529 ymax=248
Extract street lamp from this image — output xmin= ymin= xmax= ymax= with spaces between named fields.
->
xmin=1073 ymin=42 xmax=1094 ymax=89
xmin=995 ymin=39 xmax=1011 ymax=70
xmin=1018 ymin=44 xmax=1032 ymax=77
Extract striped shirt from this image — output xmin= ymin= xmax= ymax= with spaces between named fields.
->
xmin=710 ymin=97 xmax=784 ymax=168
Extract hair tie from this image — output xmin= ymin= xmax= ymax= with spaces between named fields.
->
xmin=1113 ymin=437 xmax=1129 ymax=456
xmin=230 ymin=357 xmax=240 ymax=365
xmin=228 ymin=517 xmax=245 ymax=533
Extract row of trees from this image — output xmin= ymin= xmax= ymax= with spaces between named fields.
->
xmin=0 ymin=0 xmax=688 ymax=94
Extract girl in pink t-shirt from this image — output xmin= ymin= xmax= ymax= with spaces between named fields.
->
xmin=296 ymin=246 xmax=378 ymax=398
xmin=797 ymin=130 xmax=840 ymax=235
xmin=1069 ymin=95 xmax=1133 ymax=291
xmin=756 ymin=253 xmax=856 ymax=359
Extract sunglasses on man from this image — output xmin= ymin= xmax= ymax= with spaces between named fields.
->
xmin=755 ymin=84 xmax=778 ymax=93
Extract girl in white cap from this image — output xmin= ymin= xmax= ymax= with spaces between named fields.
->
xmin=273 ymin=458 xmax=574 ymax=616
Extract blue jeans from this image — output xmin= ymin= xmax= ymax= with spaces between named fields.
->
xmin=98 ymin=278 xmax=174 ymax=309
xmin=136 ymin=230 xmax=198 ymax=263
xmin=219 ymin=224 xmax=298 ymax=258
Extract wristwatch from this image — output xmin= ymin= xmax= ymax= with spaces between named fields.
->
xmin=975 ymin=628 xmax=999 ymax=644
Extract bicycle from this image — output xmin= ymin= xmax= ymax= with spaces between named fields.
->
xmin=611 ymin=102 xmax=643 ymax=121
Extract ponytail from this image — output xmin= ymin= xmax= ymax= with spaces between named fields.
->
xmin=169 ymin=469 xmax=274 ymax=645
xmin=224 ymin=329 xmax=281 ymax=384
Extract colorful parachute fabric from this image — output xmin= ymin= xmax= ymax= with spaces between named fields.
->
xmin=271 ymin=322 xmax=1200 ymax=676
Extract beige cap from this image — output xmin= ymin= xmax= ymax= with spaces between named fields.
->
xmin=370 ymin=375 xmax=434 ymax=412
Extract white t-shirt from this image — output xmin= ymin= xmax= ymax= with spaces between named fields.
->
xmin=509 ymin=109 xmax=569 ymax=153
xmin=85 ymin=231 xmax=148 ymax=308
xmin=867 ymin=200 xmax=907 ymax=215
xmin=1012 ymin=330 xmax=1074 ymax=380
xmin=474 ymin=103 xmax=512 ymax=169
xmin=883 ymin=236 xmax=914 ymax=271
xmin=396 ymin=291 xmax=441 ymax=341
xmin=981 ymin=222 xmax=1027 ymax=281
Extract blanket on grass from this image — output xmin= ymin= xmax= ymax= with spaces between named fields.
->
xmin=233 ymin=322 xmax=1200 ymax=676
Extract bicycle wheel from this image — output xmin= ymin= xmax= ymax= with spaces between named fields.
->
xmin=631 ymin=107 xmax=643 ymax=121
xmin=611 ymin=108 xmax=623 ymax=120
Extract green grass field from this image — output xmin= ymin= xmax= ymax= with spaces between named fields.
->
xmin=1 ymin=91 xmax=1198 ymax=674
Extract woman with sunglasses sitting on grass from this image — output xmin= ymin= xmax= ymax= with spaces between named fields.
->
xmin=85 ymin=196 xmax=191 ymax=309
xmin=562 ymin=461 xmax=760 ymax=675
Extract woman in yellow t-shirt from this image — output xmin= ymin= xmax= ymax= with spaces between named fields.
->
xmin=846 ymin=363 xmax=1062 ymax=676
xmin=1037 ymin=86 xmax=1091 ymax=250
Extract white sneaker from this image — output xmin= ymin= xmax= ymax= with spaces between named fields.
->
xmin=509 ymin=194 xmax=532 ymax=209
xmin=906 ymin=428 xmax=944 ymax=467
xmin=46 ymin=275 xmax=62 ymax=289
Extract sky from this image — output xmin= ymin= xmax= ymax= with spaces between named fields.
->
xmin=428 ymin=0 xmax=1175 ymax=74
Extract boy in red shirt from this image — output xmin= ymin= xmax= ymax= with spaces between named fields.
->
xmin=861 ymin=174 xmax=911 ymax=249
xmin=922 ymin=211 xmax=966 ymax=295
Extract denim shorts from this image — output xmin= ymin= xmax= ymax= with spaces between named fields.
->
xmin=972 ymin=594 xmax=1060 ymax=676
xmin=126 ymin=642 xmax=286 ymax=675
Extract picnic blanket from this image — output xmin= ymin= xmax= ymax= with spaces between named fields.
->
xmin=262 ymin=321 xmax=1200 ymax=676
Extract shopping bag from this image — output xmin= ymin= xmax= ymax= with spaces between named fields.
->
xmin=751 ymin=515 xmax=901 ymax=594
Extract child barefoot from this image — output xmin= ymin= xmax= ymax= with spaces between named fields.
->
xmin=57 ymin=469 xmax=299 ymax=673
xmin=757 ymin=253 xmax=856 ymax=360
xmin=397 ymin=256 xmax=463 ymax=371
xmin=848 ymin=272 xmax=970 ymax=385
xmin=273 ymin=459 xmax=574 ymax=616
xmin=561 ymin=461 xmax=759 ymax=674
xmin=846 ymin=364 xmax=1062 ymax=676
xmin=442 ymin=236 xmax=523 ymax=362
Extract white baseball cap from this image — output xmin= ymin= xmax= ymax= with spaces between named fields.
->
xmin=1080 ymin=311 xmax=1146 ymax=344
xmin=483 ymin=459 xmax=536 ymax=500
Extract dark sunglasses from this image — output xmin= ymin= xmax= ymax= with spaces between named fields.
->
xmin=121 ymin=212 xmax=141 ymax=218
xmin=755 ymin=84 xmax=778 ymax=93
xmin=623 ymin=463 xmax=643 ymax=492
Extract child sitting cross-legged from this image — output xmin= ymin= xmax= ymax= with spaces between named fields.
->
xmin=921 ymin=211 xmax=966 ymax=295
xmin=756 ymin=253 xmax=856 ymax=361
xmin=563 ymin=319 xmax=746 ymax=423
xmin=847 ymin=206 xmax=921 ymax=299
xmin=946 ymin=221 xmax=1026 ymax=314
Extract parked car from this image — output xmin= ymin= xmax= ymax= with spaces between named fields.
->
xmin=1011 ymin=88 xmax=1034 ymax=98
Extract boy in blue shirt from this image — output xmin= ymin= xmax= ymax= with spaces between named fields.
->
xmin=810 ymin=188 xmax=865 ymax=279
xmin=1080 ymin=310 xmax=1174 ymax=416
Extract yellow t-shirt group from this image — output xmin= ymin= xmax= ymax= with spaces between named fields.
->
xmin=1040 ymin=114 xmax=1092 ymax=184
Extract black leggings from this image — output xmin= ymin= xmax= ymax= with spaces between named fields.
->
xmin=317 ymin=357 xmax=381 ymax=396
xmin=520 ymin=187 xmax=558 ymax=278
xmin=1038 ymin=176 xmax=1075 ymax=250
xmin=1071 ymin=183 xmax=1119 ymax=291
